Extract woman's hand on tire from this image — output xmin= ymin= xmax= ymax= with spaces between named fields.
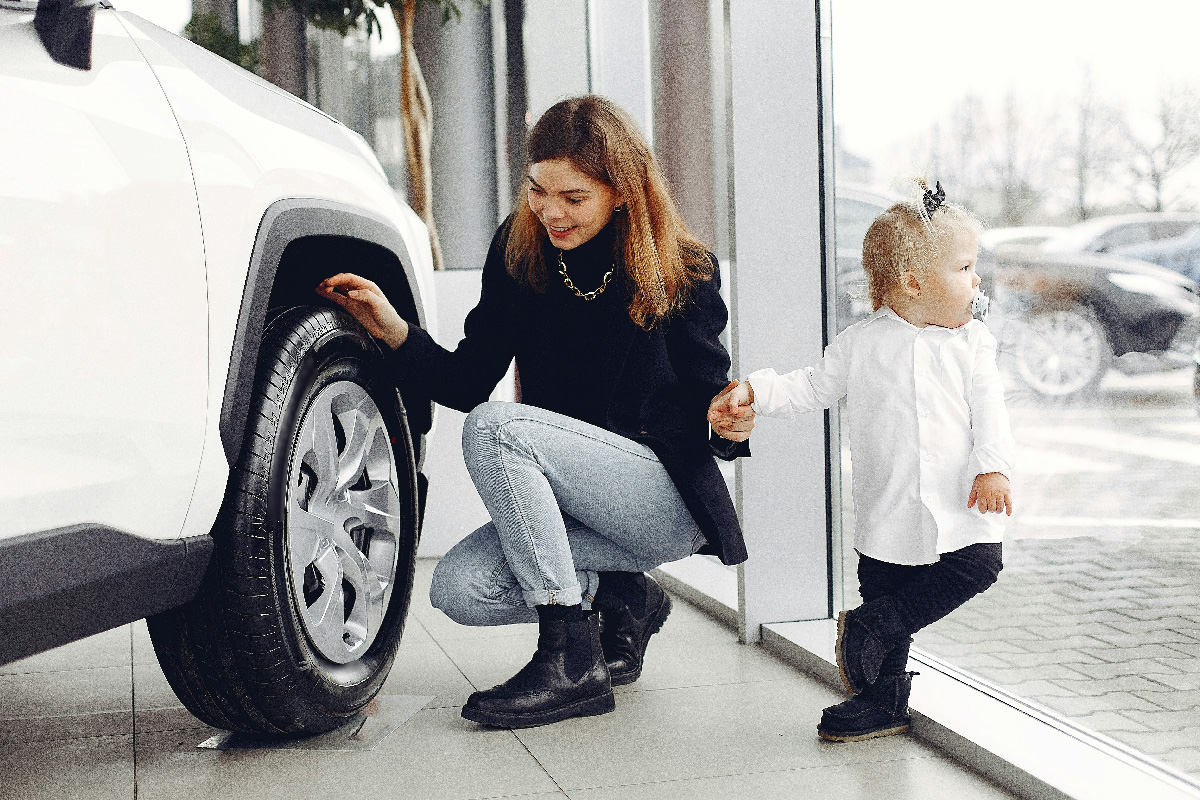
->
xmin=318 ymin=273 xmax=410 ymax=349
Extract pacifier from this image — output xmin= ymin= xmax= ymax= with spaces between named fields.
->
xmin=971 ymin=289 xmax=990 ymax=321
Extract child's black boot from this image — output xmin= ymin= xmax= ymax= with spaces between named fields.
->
xmin=817 ymin=671 xmax=916 ymax=742
xmin=835 ymin=601 xmax=910 ymax=694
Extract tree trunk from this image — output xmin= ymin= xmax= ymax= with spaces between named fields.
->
xmin=504 ymin=0 xmax=528 ymax=210
xmin=393 ymin=0 xmax=444 ymax=271
xmin=261 ymin=0 xmax=307 ymax=99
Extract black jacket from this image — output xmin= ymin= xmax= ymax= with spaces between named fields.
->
xmin=389 ymin=222 xmax=749 ymax=565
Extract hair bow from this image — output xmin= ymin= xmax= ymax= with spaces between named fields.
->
xmin=922 ymin=181 xmax=946 ymax=217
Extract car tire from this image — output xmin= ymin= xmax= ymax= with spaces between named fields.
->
xmin=148 ymin=306 xmax=419 ymax=735
xmin=1006 ymin=304 xmax=1112 ymax=399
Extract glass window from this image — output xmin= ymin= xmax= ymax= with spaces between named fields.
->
xmin=832 ymin=0 xmax=1200 ymax=782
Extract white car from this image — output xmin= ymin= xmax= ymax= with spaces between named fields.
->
xmin=0 ymin=0 xmax=437 ymax=735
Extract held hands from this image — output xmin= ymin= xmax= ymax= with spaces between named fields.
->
xmin=707 ymin=380 xmax=755 ymax=442
xmin=316 ymin=273 xmax=409 ymax=349
xmin=967 ymin=472 xmax=1012 ymax=515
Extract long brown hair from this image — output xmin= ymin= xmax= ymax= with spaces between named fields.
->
xmin=505 ymin=95 xmax=713 ymax=329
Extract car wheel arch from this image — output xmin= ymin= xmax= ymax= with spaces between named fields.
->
xmin=220 ymin=199 xmax=431 ymax=467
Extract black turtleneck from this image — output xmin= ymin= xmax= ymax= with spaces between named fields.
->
xmin=516 ymin=220 xmax=631 ymax=430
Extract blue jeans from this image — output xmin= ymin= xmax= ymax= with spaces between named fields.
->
xmin=430 ymin=402 xmax=707 ymax=625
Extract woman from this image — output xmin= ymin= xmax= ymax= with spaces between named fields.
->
xmin=318 ymin=95 xmax=755 ymax=729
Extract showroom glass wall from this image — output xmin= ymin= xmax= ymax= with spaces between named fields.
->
xmin=830 ymin=0 xmax=1200 ymax=785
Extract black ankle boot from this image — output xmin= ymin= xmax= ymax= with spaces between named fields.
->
xmin=817 ymin=672 xmax=916 ymax=742
xmin=460 ymin=605 xmax=615 ymax=728
xmin=594 ymin=572 xmax=672 ymax=686
xmin=835 ymin=601 xmax=909 ymax=694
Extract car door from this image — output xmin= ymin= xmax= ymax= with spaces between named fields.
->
xmin=0 ymin=3 xmax=207 ymax=542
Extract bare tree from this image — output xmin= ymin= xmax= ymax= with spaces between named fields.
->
xmin=919 ymin=92 xmax=1057 ymax=226
xmin=1067 ymin=68 xmax=1128 ymax=221
xmin=260 ymin=0 xmax=308 ymax=99
xmin=1129 ymin=84 xmax=1200 ymax=212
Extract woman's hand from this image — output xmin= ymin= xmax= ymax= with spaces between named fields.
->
xmin=707 ymin=380 xmax=755 ymax=442
xmin=317 ymin=273 xmax=409 ymax=349
xmin=967 ymin=472 xmax=1012 ymax=515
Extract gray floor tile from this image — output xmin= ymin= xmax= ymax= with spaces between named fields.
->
xmin=0 ymin=734 xmax=134 ymax=800
xmin=379 ymin=619 xmax=479 ymax=709
xmin=0 ymin=626 xmax=131 ymax=676
xmin=624 ymin=600 xmax=800 ymax=692
xmin=435 ymin=624 xmax=542 ymax=691
xmin=134 ymin=706 xmax=560 ymax=800
xmin=0 ymin=665 xmax=131 ymax=722
xmin=130 ymin=620 xmax=158 ymax=665
xmin=564 ymin=751 xmax=1015 ymax=800
xmin=133 ymin=661 xmax=184 ymax=712
xmin=0 ymin=711 xmax=133 ymax=744
xmin=511 ymin=679 xmax=927 ymax=791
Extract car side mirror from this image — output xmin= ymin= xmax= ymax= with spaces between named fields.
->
xmin=35 ymin=0 xmax=98 ymax=71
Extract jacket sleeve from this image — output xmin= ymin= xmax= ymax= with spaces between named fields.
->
xmin=746 ymin=329 xmax=850 ymax=418
xmin=664 ymin=257 xmax=750 ymax=459
xmin=387 ymin=224 xmax=519 ymax=413
xmin=968 ymin=325 xmax=1016 ymax=478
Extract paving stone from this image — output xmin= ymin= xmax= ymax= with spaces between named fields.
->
xmin=1136 ymin=672 xmax=1200 ymax=692
xmin=995 ymin=650 xmax=1104 ymax=669
xmin=1123 ymin=689 xmax=1200 ymax=713
xmin=999 ymin=679 xmax=1083 ymax=698
xmin=1069 ymin=660 xmax=1185 ymax=682
xmin=1049 ymin=675 xmax=1173 ymax=696
xmin=1070 ymin=711 xmax=1153 ymax=733
xmin=965 ymin=663 xmax=1095 ymax=685
xmin=1090 ymin=645 xmax=1190 ymax=663
xmin=1163 ymin=643 xmax=1200 ymax=658
xmin=1110 ymin=726 xmax=1200 ymax=753
xmin=1038 ymin=693 xmax=1165 ymax=717
xmin=1012 ymin=636 xmax=1110 ymax=654
xmin=1087 ymin=630 xmax=1199 ymax=648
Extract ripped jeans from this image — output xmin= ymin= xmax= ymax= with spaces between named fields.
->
xmin=430 ymin=402 xmax=707 ymax=625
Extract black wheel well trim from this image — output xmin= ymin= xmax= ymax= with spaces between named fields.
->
xmin=220 ymin=198 xmax=431 ymax=465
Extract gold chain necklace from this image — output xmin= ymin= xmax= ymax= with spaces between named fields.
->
xmin=557 ymin=250 xmax=615 ymax=301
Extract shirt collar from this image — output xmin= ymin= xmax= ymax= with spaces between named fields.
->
xmin=872 ymin=305 xmax=972 ymax=337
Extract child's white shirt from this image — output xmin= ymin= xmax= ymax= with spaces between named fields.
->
xmin=746 ymin=306 xmax=1015 ymax=566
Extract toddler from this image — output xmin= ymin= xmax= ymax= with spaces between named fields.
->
xmin=712 ymin=182 xmax=1014 ymax=742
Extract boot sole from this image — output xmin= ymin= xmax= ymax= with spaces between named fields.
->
xmin=818 ymin=722 xmax=911 ymax=742
xmin=609 ymin=593 xmax=672 ymax=687
xmin=460 ymin=690 xmax=616 ymax=729
xmin=835 ymin=610 xmax=856 ymax=694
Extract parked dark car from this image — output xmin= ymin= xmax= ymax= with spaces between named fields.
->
xmin=834 ymin=189 xmax=1200 ymax=399
xmin=1040 ymin=212 xmax=1200 ymax=255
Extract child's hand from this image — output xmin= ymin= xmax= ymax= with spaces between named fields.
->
xmin=707 ymin=380 xmax=755 ymax=442
xmin=967 ymin=472 xmax=1012 ymax=515
xmin=317 ymin=273 xmax=409 ymax=349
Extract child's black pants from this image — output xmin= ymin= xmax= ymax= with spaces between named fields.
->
xmin=857 ymin=542 xmax=1003 ymax=676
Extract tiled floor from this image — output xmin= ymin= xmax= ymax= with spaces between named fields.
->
xmin=0 ymin=560 xmax=1017 ymax=800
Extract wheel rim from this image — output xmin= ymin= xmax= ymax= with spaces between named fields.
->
xmin=285 ymin=381 xmax=401 ymax=665
xmin=1014 ymin=308 xmax=1107 ymax=396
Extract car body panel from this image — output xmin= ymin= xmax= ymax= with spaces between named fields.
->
xmin=1040 ymin=212 xmax=1200 ymax=254
xmin=0 ymin=7 xmax=207 ymax=542
xmin=1116 ymin=228 xmax=1200 ymax=283
xmin=112 ymin=13 xmax=437 ymax=540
